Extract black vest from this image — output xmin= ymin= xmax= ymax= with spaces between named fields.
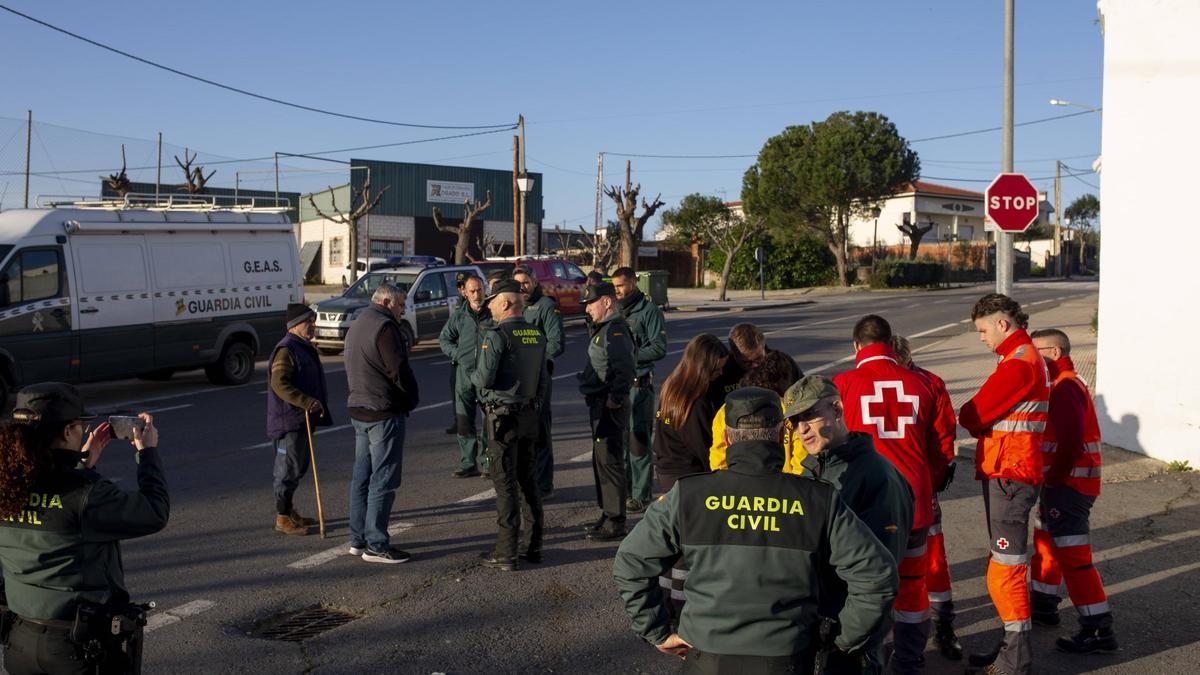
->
xmin=344 ymin=304 xmax=407 ymax=414
xmin=481 ymin=318 xmax=546 ymax=405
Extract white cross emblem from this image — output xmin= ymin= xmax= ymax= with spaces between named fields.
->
xmin=31 ymin=311 xmax=44 ymax=332
xmin=861 ymin=380 xmax=920 ymax=439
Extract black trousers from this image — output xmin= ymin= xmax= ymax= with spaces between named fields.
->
xmin=272 ymin=431 xmax=311 ymax=515
xmin=683 ymin=649 xmax=815 ymax=675
xmin=4 ymin=618 xmax=134 ymax=675
xmin=588 ymin=398 xmax=629 ymax=522
xmin=485 ymin=409 xmax=543 ymax=559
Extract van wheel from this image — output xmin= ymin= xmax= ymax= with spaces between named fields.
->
xmin=138 ymin=368 xmax=175 ymax=382
xmin=205 ymin=342 xmax=255 ymax=385
xmin=399 ymin=323 xmax=415 ymax=351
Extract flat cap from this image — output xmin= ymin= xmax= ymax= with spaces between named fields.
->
xmin=782 ymin=375 xmax=840 ymax=419
xmin=484 ymin=278 xmax=522 ymax=301
xmin=581 ymin=281 xmax=616 ymax=305
xmin=724 ymin=386 xmax=783 ymax=430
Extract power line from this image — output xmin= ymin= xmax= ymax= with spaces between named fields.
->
xmin=0 ymin=4 xmax=514 ymax=130
xmin=922 ymin=169 xmax=1097 ymax=184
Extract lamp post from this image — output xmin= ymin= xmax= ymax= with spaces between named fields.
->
xmin=516 ymin=174 xmax=534 ymax=257
xmin=1049 ymin=99 xmax=1101 ymax=114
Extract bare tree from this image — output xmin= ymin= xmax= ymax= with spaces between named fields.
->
xmin=431 ymin=190 xmax=492 ymax=265
xmin=175 ymin=148 xmax=215 ymax=195
xmin=603 ymin=161 xmax=665 ymax=270
xmin=897 ymin=220 xmax=934 ymax=259
xmin=707 ymin=213 xmax=765 ymax=302
xmin=578 ymin=223 xmax=618 ymax=271
xmin=102 ymin=144 xmax=132 ymax=197
xmin=307 ymin=176 xmax=390 ymax=285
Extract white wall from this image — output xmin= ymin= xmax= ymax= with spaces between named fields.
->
xmin=1095 ymin=0 xmax=1200 ymax=463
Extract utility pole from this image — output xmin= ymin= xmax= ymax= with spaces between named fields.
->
xmin=156 ymin=132 xmax=163 ymax=202
xmin=23 ymin=110 xmax=31 ymax=208
xmin=274 ymin=152 xmax=280 ymax=205
xmin=996 ymin=0 xmax=1015 ymax=296
xmin=1053 ymin=159 xmax=1062 ymax=276
xmin=594 ymin=151 xmax=604 ymax=238
xmin=518 ymin=114 xmax=527 ymax=257
xmin=512 ymin=135 xmax=519 ymax=256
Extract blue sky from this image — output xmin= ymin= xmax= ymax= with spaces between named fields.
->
xmin=0 ymin=0 xmax=1103 ymax=234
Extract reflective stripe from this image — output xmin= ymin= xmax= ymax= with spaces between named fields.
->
xmin=670 ymin=589 xmax=686 ymax=600
xmin=1076 ymin=601 xmax=1111 ymax=617
xmin=928 ymin=591 xmax=953 ymax=603
xmin=994 ymin=419 xmax=1047 ymax=433
xmin=1085 ymin=442 xmax=1102 ymax=454
xmin=1071 ymin=466 xmax=1101 ymax=478
xmin=659 ymin=577 xmax=671 ymax=589
xmin=1053 ymin=534 xmax=1090 ymax=548
xmin=1010 ymin=400 xmax=1049 ymax=414
xmin=1041 ymin=441 xmax=1057 ymax=453
xmin=928 ymin=523 xmax=942 ymax=537
xmin=671 ymin=567 xmax=689 ymax=580
xmin=904 ymin=543 xmax=928 ymax=558
xmin=1004 ymin=619 xmax=1033 ymax=632
xmin=991 ymin=551 xmax=1030 ymax=565
xmin=894 ymin=608 xmax=931 ymax=624
xmin=1031 ymin=514 xmax=1044 ymax=529
xmin=1030 ymin=580 xmax=1061 ymax=595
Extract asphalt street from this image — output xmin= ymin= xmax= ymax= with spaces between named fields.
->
xmin=68 ymin=280 xmax=1109 ymax=674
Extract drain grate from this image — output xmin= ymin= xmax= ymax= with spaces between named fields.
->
xmin=257 ymin=606 xmax=359 ymax=642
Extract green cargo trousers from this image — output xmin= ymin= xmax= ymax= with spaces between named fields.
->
xmin=625 ymin=379 xmax=656 ymax=503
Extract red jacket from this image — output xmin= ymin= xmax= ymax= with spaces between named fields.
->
xmin=959 ymin=330 xmax=1049 ymax=483
xmin=834 ymin=342 xmax=939 ymax=529
xmin=913 ymin=364 xmax=958 ymax=488
xmin=1044 ymin=356 xmax=1102 ymax=496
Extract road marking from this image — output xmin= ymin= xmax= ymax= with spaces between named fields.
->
xmin=288 ymin=521 xmax=415 ymax=569
xmin=765 ymin=313 xmax=861 ymax=337
xmin=144 ymin=599 xmax=216 ymax=633
xmin=909 ymin=322 xmax=961 ymax=339
xmin=457 ymin=488 xmax=495 ymax=503
xmin=571 ymin=450 xmax=592 ymax=462
xmin=1029 ymin=299 xmax=1053 ymax=306
xmin=144 ymin=404 xmax=193 ymax=414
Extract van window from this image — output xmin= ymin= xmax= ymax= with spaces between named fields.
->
xmin=76 ymin=243 xmax=148 ymax=294
xmin=415 ymin=273 xmax=446 ymax=301
xmin=550 ymin=262 xmax=568 ymax=280
xmin=0 ymin=248 xmax=62 ymax=309
xmin=152 ymin=242 xmax=227 ymax=289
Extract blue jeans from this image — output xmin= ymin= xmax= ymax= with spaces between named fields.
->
xmin=349 ymin=416 xmax=406 ymax=550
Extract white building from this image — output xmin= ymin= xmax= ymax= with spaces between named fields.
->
xmin=1094 ymin=0 xmax=1199 ymax=464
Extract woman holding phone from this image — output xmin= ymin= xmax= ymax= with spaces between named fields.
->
xmin=0 ymin=383 xmax=168 ymax=674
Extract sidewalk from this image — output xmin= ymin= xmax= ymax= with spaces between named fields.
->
xmin=908 ymin=293 xmax=1200 ymax=673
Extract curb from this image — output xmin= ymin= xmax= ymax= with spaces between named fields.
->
xmin=669 ymin=299 xmax=815 ymax=313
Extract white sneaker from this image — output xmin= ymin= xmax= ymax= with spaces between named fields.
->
xmin=348 ymin=544 xmax=366 ymax=556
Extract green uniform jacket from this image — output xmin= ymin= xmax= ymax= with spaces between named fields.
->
xmin=439 ymin=302 xmax=494 ymax=373
xmin=799 ymin=433 xmax=914 ymax=620
xmin=577 ymin=312 xmax=636 ymax=403
xmin=0 ymin=448 xmax=169 ymax=620
xmin=471 ymin=316 xmax=548 ymax=406
xmin=613 ymin=440 xmax=898 ymax=656
xmin=524 ymin=287 xmax=565 ymax=360
xmin=619 ymin=290 xmax=667 ymax=377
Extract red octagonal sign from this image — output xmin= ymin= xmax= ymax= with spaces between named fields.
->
xmin=985 ymin=173 xmax=1039 ymax=233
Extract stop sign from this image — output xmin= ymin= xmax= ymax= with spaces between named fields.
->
xmin=985 ymin=173 xmax=1040 ymax=233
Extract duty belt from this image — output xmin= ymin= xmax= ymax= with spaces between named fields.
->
xmin=483 ymin=402 xmax=534 ymax=415
xmin=634 ymin=374 xmax=654 ymax=388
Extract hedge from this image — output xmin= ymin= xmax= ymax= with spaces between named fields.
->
xmin=868 ymin=259 xmax=945 ymax=288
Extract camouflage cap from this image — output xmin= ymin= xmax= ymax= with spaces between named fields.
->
xmin=782 ymin=375 xmax=840 ymax=419
xmin=580 ymin=281 xmax=616 ymax=305
xmin=724 ymin=386 xmax=783 ymax=429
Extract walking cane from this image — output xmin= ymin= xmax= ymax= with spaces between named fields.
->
xmin=304 ymin=410 xmax=327 ymax=538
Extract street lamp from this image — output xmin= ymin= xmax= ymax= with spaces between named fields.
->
xmin=1049 ymin=99 xmax=1101 ymax=113
xmin=516 ymin=174 xmax=535 ymax=256
xmin=871 ymin=207 xmax=882 ymax=257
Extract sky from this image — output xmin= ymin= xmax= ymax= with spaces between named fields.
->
xmin=0 ymin=0 xmax=1104 ymax=235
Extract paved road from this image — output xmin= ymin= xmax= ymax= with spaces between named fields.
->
xmin=72 ymin=280 xmax=1103 ymax=673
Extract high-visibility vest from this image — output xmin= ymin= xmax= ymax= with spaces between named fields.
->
xmin=1042 ymin=365 xmax=1102 ymax=496
xmin=977 ymin=342 xmax=1050 ymax=483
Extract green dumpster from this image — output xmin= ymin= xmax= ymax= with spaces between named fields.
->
xmin=636 ymin=270 xmax=669 ymax=307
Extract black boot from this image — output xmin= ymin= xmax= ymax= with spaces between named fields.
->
xmin=1032 ymin=609 xmax=1061 ymax=626
xmin=966 ymin=642 xmax=1001 ymax=669
xmin=1056 ymin=626 xmax=1118 ymax=654
xmin=934 ymin=618 xmax=963 ymax=660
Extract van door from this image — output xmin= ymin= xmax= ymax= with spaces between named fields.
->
xmin=0 ymin=246 xmax=75 ymax=386
xmin=72 ymin=236 xmax=154 ymax=380
xmin=411 ymin=272 xmax=449 ymax=340
xmin=148 ymin=236 xmax=230 ymax=369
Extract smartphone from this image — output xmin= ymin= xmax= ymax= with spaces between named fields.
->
xmin=108 ymin=416 xmax=145 ymax=441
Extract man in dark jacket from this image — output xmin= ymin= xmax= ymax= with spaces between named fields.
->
xmin=513 ymin=266 xmax=565 ymax=498
xmin=614 ymin=387 xmax=898 ymax=674
xmin=267 ymin=303 xmax=333 ymax=536
xmin=784 ymin=375 xmax=915 ymax=675
xmin=612 ymin=267 xmax=668 ymax=513
xmin=344 ymin=282 xmax=419 ymax=564
xmin=716 ymin=323 xmax=802 ymax=398
xmin=439 ymin=274 xmax=493 ymax=478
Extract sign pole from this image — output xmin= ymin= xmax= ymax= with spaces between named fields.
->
xmin=996 ymin=0 xmax=1015 ymax=296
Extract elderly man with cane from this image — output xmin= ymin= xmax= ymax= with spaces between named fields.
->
xmin=267 ymin=303 xmax=333 ymax=536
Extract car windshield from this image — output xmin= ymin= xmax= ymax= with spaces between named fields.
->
xmin=343 ymin=272 xmax=417 ymax=300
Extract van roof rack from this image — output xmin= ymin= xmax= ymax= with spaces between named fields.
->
xmin=36 ymin=193 xmax=292 ymax=213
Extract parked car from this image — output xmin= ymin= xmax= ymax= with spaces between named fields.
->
xmin=0 ymin=196 xmax=303 ymax=406
xmin=341 ymin=257 xmax=392 ymax=287
xmin=479 ymin=256 xmax=588 ymax=316
xmin=313 ymin=257 xmax=484 ymax=353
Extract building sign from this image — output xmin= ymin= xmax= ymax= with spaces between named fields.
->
xmin=426 ymin=180 xmax=475 ymax=204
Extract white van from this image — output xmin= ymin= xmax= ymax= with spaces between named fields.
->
xmin=0 ymin=195 xmax=303 ymax=406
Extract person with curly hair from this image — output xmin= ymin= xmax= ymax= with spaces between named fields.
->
xmin=709 ymin=349 xmax=805 ymax=474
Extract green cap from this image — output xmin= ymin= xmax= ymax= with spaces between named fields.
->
xmin=782 ymin=375 xmax=840 ymax=419
xmin=581 ymin=281 xmax=616 ymax=305
xmin=724 ymin=387 xmax=783 ymax=429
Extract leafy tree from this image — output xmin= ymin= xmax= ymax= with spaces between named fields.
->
xmin=742 ymin=111 xmax=920 ymax=286
xmin=1065 ymin=194 xmax=1099 ymax=228
xmin=662 ymin=194 xmax=764 ymax=301
xmin=706 ymin=233 xmax=835 ymax=290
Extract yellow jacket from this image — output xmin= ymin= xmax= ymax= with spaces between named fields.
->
xmin=710 ymin=402 xmax=806 ymax=475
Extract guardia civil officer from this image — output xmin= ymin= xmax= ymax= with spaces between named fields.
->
xmin=471 ymin=279 xmax=547 ymax=570
xmin=578 ymin=281 xmax=636 ymax=541
xmin=613 ymin=388 xmax=897 ymax=674
xmin=512 ymin=266 xmax=564 ymax=499
xmin=611 ymin=267 xmax=668 ymax=514
xmin=0 ymin=384 xmax=169 ymax=674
